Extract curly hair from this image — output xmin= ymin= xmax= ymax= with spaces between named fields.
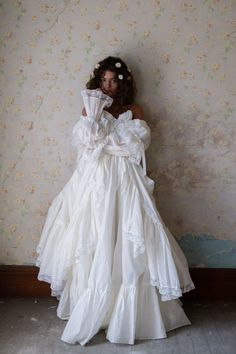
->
xmin=86 ymin=56 xmax=137 ymax=106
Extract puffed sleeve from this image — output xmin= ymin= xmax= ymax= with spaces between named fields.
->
xmin=125 ymin=119 xmax=151 ymax=150
xmin=81 ymin=89 xmax=113 ymax=121
xmin=71 ymin=89 xmax=113 ymax=153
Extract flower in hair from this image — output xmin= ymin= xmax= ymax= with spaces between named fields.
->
xmin=118 ymin=74 xmax=123 ymax=80
xmin=94 ymin=63 xmax=100 ymax=69
xmin=115 ymin=62 xmax=122 ymax=68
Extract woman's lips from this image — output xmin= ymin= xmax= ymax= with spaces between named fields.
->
xmin=103 ymin=90 xmax=112 ymax=95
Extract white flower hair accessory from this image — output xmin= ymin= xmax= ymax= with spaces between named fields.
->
xmin=118 ymin=74 xmax=123 ymax=80
xmin=115 ymin=62 xmax=121 ymax=68
xmin=94 ymin=63 xmax=100 ymax=69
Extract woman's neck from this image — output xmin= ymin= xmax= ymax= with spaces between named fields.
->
xmin=105 ymin=101 xmax=124 ymax=118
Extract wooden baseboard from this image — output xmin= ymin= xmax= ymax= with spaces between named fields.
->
xmin=0 ymin=266 xmax=50 ymax=298
xmin=183 ymin=268 xmax=236 ymax=301
xmin=0 ymin=266 xmax=235 ymax=300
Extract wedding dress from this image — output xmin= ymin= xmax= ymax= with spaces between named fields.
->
xmin=35 ymin=88 xmax=195 ymax=346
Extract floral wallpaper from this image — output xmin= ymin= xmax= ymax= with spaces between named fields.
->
xmin=0 ymin=0 xmax=235 ymax=267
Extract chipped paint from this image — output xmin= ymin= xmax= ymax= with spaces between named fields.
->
xmin=178 ymin=234 xmax=236 ymax=268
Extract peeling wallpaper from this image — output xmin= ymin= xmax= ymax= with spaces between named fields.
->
xmin=0 ymin=0 xmax=235 ymax=267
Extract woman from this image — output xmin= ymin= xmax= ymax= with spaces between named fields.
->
xmin=83 ymin=56 xmax=144 ymax=121
xmin=36 ymin=56 xmax=195 ymax=346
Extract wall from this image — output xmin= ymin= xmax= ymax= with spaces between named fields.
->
xmin=0 ymin=0 xmax=235 ymax=267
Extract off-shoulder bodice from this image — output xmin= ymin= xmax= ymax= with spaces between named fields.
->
xmin=72 ymin=89 xmax=151 ymax=175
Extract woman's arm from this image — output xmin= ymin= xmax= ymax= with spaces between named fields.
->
xmin=130 ymin=104 xmax=145 ymax=120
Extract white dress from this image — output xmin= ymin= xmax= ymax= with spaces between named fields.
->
xmin=35 ymin=89 xmax=195 ymax=346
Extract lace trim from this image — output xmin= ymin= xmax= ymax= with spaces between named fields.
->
xmin=124 ymin=230 xmax=145 ymax=258
xmin=81 ymin=89 xmax=113 ymax=108
xmin=122 ymin=179 xmax=195 ymax=300
xmin=37 ymin=268 xmax=194 ymax=301
xmin=150 ymin=278 xmax=195 ymax=301
xmin=37 ymin=274 xmax=65 ymax=298
xmin=74 ymin=241 xmax=96 ymax=261
xmin=38 ymin=273 xmax=112 ymax=298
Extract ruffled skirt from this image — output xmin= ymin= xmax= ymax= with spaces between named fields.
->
xmin=35 ymin=153 xmax=195 ymax=345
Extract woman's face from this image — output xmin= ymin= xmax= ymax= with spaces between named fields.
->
xmin=99 ymin=70 xmax=118 ymax=98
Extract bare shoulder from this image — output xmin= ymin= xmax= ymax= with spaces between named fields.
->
xmin=128 ymin=104 xmax=145 ymax=120
xmin=82 ymin=107 xmax=87 ymax=116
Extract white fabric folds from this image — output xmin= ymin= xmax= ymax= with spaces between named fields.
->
xmin=35 ymin=88 xmax=195 ymax=346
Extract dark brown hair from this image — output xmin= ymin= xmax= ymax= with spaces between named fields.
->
xmin=86 ymin=56 xmax=137 ymax=106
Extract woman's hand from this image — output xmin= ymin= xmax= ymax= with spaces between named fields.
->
xmin=82 ymin=107 xmax=87 ymax=116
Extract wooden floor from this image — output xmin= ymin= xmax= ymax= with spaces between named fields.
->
xmin=0 ymin=298 xmax=236 ymax=354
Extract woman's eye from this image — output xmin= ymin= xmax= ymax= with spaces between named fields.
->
xmin=100 ymin=78 xmax=117 ymax=84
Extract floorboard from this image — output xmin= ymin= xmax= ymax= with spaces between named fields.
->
xmin=0 ymin=298 xmax=236 ymax=354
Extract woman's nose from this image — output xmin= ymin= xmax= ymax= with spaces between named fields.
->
xmin=104 ymin=81 xmax=111 ymax=88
